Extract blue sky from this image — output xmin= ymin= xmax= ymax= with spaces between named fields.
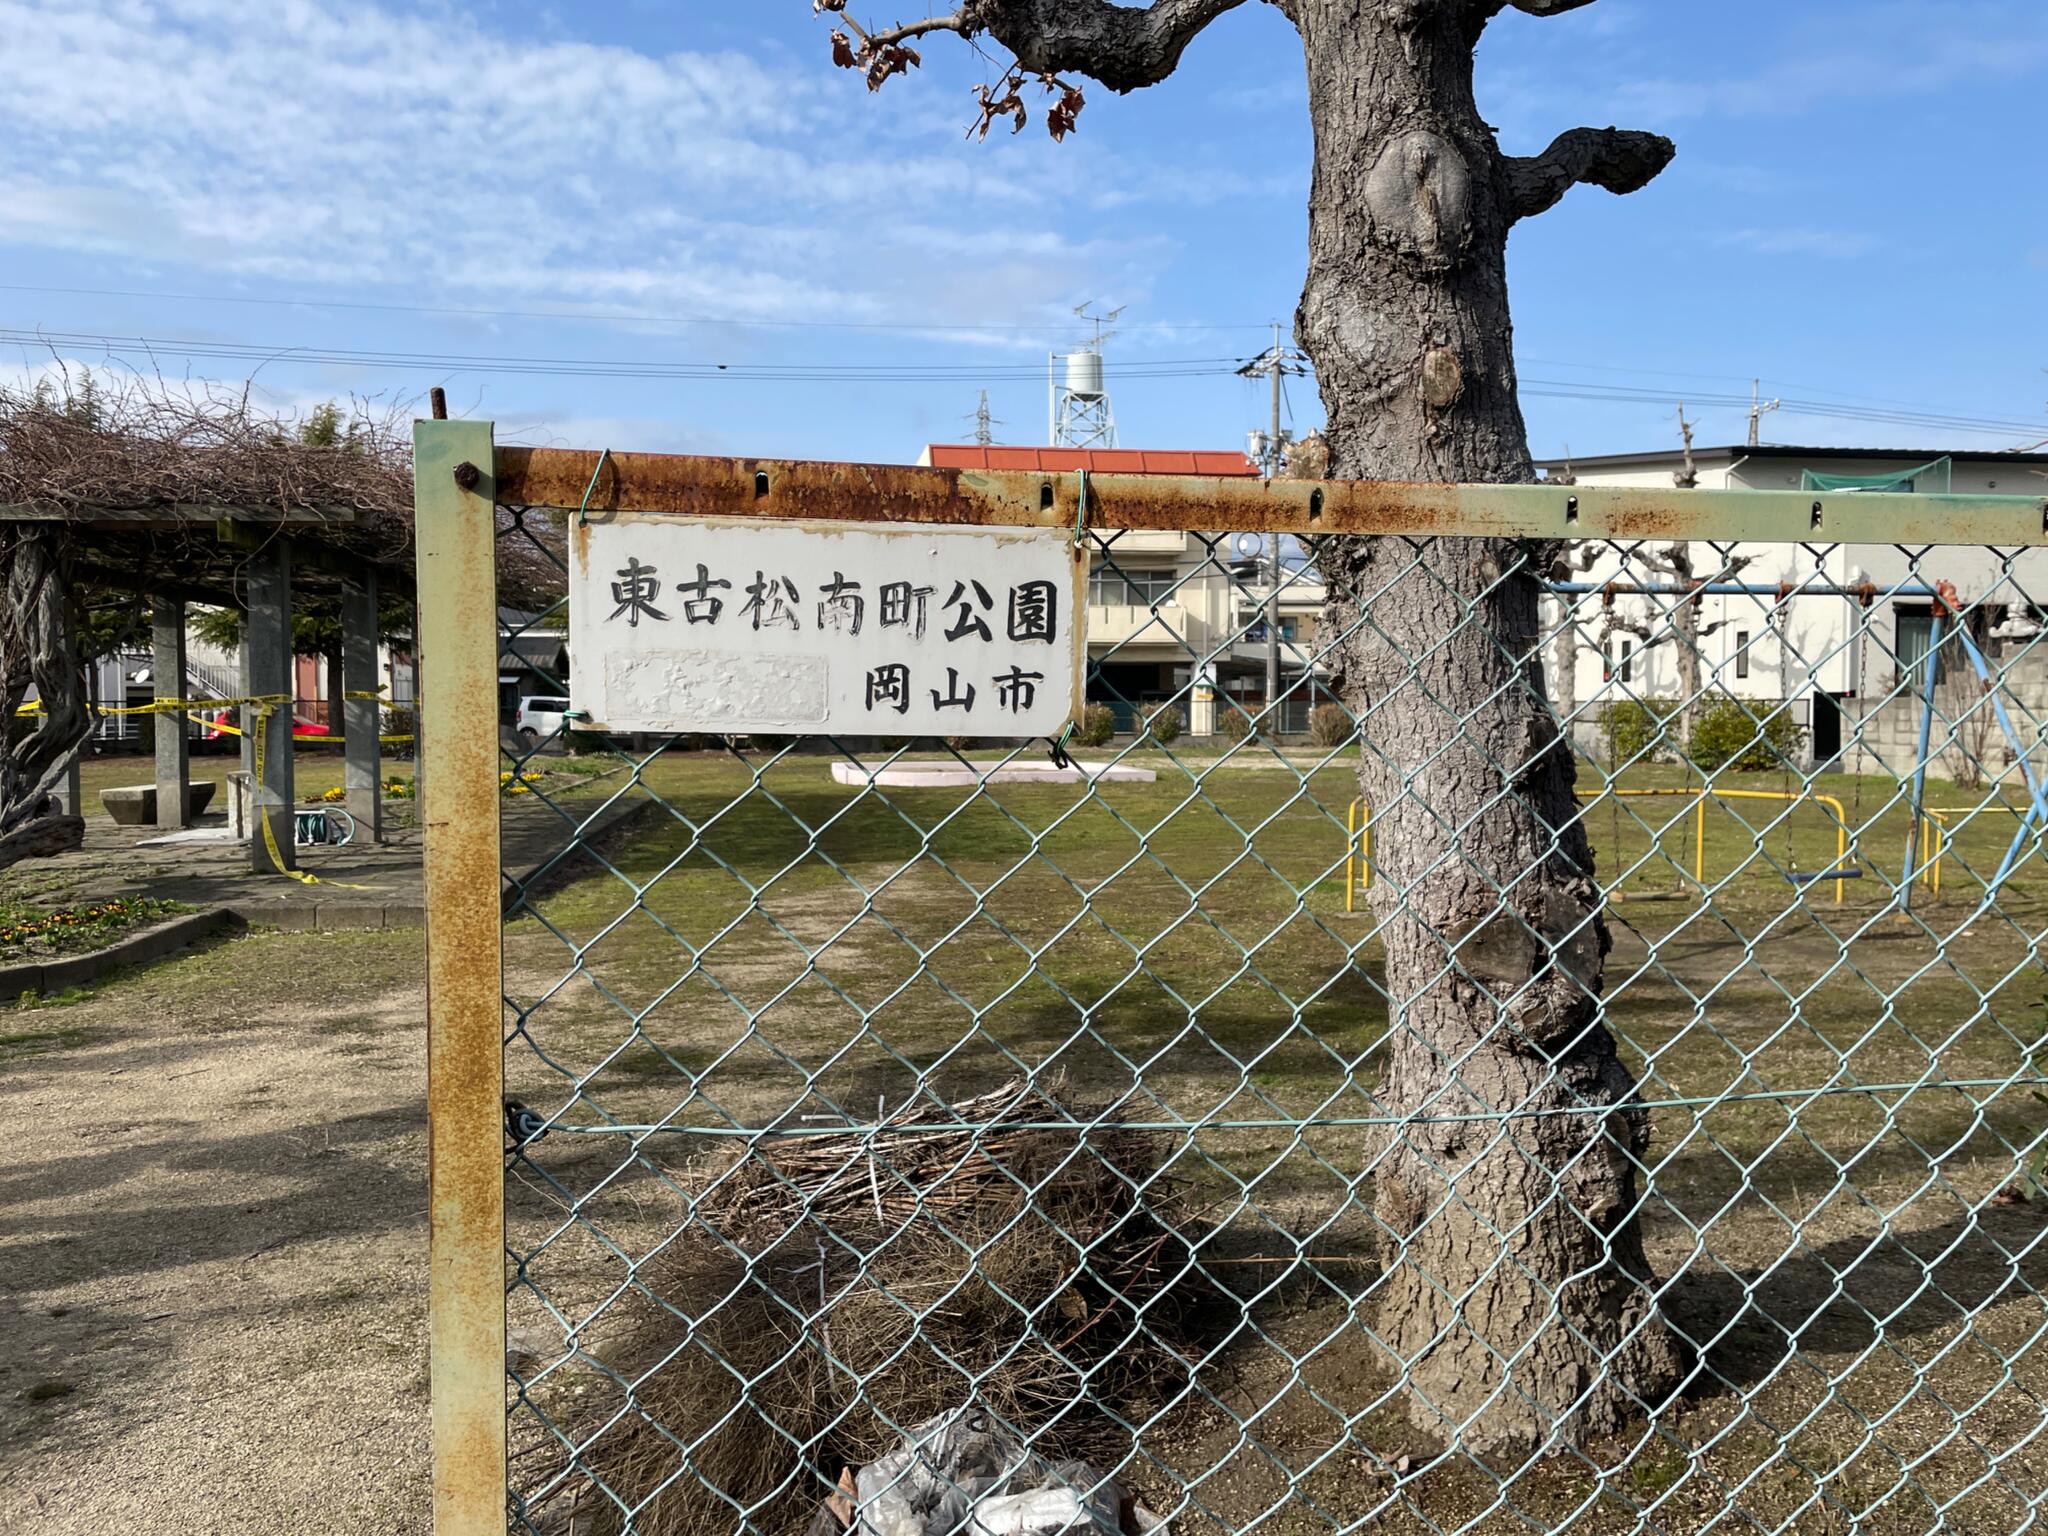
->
xmin=1 ymin=0 xmax=2043 ymax=464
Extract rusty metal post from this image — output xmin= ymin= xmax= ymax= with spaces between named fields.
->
xmin=413 ymin=416 xmax=506 ymax=1535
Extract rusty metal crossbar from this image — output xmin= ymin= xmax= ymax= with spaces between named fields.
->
xmin=499 ymin=444 xmax=2048 ymax=545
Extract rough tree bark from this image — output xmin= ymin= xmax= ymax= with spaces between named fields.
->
xmin=825 ymin=0 xmax=1687 ymax=1452
xmin=1292 ymin=0 xmax=1686 ymax=1452
xmin=0 ymin=527 xmax=89 ymax=868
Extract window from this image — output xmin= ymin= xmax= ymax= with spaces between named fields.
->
xmin=1616 ymin=639 xmax=1634 ymax=685
xmin=1735 ymin=630 xmax=1750 ymax=681
xmin=1089 ymin=567 xmax=1176 ymax=607
xmin=1895 ymin=604 xmax=1948 ymax=686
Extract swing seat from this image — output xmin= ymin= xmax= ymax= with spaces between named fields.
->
xmin=1786 ymin=866 xmax=1863 ymax=884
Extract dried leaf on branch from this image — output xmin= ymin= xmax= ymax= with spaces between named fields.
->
xmin=1046 ymin=82 xmax=1085 ymax=142
xmin=972 ymin=69 xmax=1029 ymax=138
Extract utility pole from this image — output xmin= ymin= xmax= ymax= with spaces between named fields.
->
xmin=1237 ymin=324 xmax=1309 ymax=727
xmin=1748 ymin=379 xmax=1781 ymax=448
xmin=970 ymin=390 xmax=997 ymax=447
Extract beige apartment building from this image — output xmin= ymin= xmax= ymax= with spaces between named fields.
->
xmin=921 ymin=445 xmax=1331 ymax=734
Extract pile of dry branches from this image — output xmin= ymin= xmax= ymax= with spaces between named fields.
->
xmin=519 ymin=1079 xmax=1206 ymax=1536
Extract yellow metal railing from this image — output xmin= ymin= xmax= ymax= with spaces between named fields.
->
xmin=1345 ymin=798 xmax=1371 ymax=913
xmin=1573 ymin=785 xmax=1860 ymax=904
xmin=1347 ymin=786 xmax=1956 ymax=910
xmin=1916 ymin=803 xmax=2041 ymax=898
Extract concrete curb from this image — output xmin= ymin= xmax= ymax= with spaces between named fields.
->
xmin=829 ymin=760 xmax=1158 ymax=788
xmin=501 ymin=796 xmax=662 ymax=916
xmin=0 ymin=906 xmax=247 ymax=1000
xmin=229 ymin=901 xmax=429 ymax=932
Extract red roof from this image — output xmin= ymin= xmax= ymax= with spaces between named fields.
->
xmin=925 ymin=445 xmax=1259 ymax=476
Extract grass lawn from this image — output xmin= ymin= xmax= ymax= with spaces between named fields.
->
xmin=497 ymin=743 xmax=2048 ymax=1535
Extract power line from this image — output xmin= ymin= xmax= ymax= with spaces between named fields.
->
xmin=0 ymin=282 xmax=1270 ymax=335
xmin=0 ymin=328 xmax=1242 ymax=382
xmin=5 ymin=325 xmax=2041 ymax=444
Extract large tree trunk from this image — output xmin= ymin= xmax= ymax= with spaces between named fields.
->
xmin=1294 ymin=0 xmax=1684 ymax=1452
xmin=0 ymin=527 xmax=91 ymax=870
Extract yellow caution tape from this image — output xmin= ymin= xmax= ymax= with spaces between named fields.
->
xmin=244 ymin=695 xmax=378 ymax=890
xmin=26 ymin=686 xmax=402 ymax=886
xmin=21 ymin=695 xmax=413 ymax=744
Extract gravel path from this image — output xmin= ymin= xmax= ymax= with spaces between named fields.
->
xmin=0 ymin=929 xmax=432 ymax=1533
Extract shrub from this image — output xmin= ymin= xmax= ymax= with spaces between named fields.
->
xmin=1601 ymin=698 xmax=1676 ymax=768
xmin=1218 ymin=707 xmax=1255 ymax=745
xmin=1687 ymin=695 xmax=1806 ymax=773
xmin=1308 ymin=703 xmax=1353 ymax=749
xmin=1076 ymin=703 xmax=1117 ymax=748
xmin=943 ymin=735 xmax=978 ymax=752
xmin=1143 ymin=705 xmax=1185 ymax=745
xmin=381 ymin=705 xmax=417 ymax=758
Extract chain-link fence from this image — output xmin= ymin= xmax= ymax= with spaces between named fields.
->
xmin=442 ymin=451 xmax=2048 ymax=1536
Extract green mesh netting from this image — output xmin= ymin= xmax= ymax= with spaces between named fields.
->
xmin=1802 ymin=457 xmax=1951 ymax=493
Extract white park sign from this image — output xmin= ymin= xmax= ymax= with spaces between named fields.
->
xmin=568 ymin=516 xmax=1085 ymax=737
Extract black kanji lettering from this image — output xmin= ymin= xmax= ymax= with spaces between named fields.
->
xmin=678 ymin=563 xmax=731 ymax=625
xmin=880 ymin=580 xmax=933 ymax=639
xmin=740 ymin=571 xmax=802 ymax=630
xmin=818 ymin=571 xmax=864 ymax=634
xmin=607 ymin=557 xmax=667 ymax=627
xmin=942 ymin=579 xmax=995 ymax=642
xmin=1007 ymin=580 xmax=1058 ymax=643
xmin=929 ymin=667 xmax=976 ymax=711
xmin=993 ymin=667 xmax=1044 ymax=713
xmin=865 ymin=663 xmax=911 ymax=715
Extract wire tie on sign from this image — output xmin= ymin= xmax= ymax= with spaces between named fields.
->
xmin=576 ymin=447 xmax=613 ymax=526
xmin=1073 ymin=466 xmax=1089 ymax=546
xmin=1048 ymin=720 xmax=1075 ymax=771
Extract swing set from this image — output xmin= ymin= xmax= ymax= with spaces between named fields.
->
xmin=1342 ymin=577 xmax=2045 ymax=912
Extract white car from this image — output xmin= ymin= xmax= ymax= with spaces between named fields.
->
xmin=513 ymin=694 xmax=572 ymax=743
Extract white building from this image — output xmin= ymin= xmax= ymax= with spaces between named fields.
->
xmin=1535 ymin=445 xmax=2048 ymax=776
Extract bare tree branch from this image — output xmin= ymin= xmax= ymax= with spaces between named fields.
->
xmin=832 ymin=6 xmax=969 ymax=51
xmin=969 ymin=0 xmax=1255 ymax=93
xmin=1504 ymin=126 xmax=1675 ymax=222
xmin=1504 ymin=0 xmax=1603 ymax=15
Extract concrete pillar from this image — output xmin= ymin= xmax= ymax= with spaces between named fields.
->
xmin=52 ymin=754 xmax=82 ymax=818
xmin=238 ymin=625 xmax=256 ymax=782
xmin=245 ymin=543 xmax=295 ymax=873
xmin=342 ymin=568 xmax=384 ymax=843
xmin=152 ymin=595 xmax=190 ymax=829
xmin=49 ymin=608 xmax=86 ymax=819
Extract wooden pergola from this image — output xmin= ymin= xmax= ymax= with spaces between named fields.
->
xmin=12 ymin=499 xmax=416 ymax=873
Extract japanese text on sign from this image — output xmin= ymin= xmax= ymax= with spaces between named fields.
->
xmin=568 ymin=516 xmax=1084 ymax=736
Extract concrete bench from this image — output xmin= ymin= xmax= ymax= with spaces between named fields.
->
xmin=99 ymin=781 xmax=218 ymax=826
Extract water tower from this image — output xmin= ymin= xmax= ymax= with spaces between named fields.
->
xmin=1049 ymin=303 xmax=1123 ymax=449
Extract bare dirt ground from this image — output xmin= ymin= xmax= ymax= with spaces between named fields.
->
xmin=0 ymin=928 xmax=431 ymax=1534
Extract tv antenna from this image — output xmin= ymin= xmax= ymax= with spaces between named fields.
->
xmin=1072 ymin=302 xmax=1126 ymax=352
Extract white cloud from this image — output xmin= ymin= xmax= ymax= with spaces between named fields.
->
xmin=1716 ymin=227 xmax=1876 ymax=259
xmin=0 ymin=0 xmax=1226 ymax=339
xmin=1606 ymin=2 xmax=2048 ymax=120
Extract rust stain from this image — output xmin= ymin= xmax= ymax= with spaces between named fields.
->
xmin=493 ymin=445 xmax=2048 ymax=545
xmin=415 ymin=420 xmax=509 ymax=1535
xmin=496 ymin=446 xmax=1502 ymax=535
